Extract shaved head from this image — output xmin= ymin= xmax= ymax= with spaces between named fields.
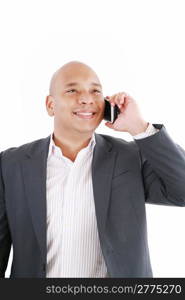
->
xmin=49 ymin=61 xmax=101 ymax=97
xmin=46 ymin=60 xmax=105 ymax=146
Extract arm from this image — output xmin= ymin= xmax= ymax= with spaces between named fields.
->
xmin=104 ymin=92 xmax=185 ymax=206
xmin=0 ymin=152 xmax=11 ymax=277
xmin=132 ymin=122 xmax=159 ymax=139
xmin=134 ymin=124 xmax=185 ymax=206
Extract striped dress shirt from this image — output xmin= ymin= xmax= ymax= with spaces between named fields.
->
xmin=46 ymin=131 xmax=108 ymax=277
xmin=46 ymin=123 xmax=159 ymax=277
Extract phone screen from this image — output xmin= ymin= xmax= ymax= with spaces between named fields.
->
xmin=104 ymin=98 xmax=120 ymax=123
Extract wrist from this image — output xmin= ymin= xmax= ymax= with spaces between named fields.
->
xmin=129 ymin=121 xmax=149 ymax=136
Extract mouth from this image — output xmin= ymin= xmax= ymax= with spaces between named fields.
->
xmin=72 ymin=112 xmax=97 ymax=119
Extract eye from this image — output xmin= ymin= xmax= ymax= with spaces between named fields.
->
xmin=66 ymin=89 xmax=76 ymax=93
xmin=93 ymin=89 xmax=101 ymax=93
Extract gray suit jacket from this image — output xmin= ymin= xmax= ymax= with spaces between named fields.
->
xmin=1 ymin=124 xmax=185 ymax=278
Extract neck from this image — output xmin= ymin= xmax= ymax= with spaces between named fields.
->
xmin=52 ymin=129 xmax=94 ymax=160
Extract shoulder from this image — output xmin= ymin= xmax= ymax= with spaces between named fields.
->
xmin=0 ymin=136 xmax=50 ymax=164
xmin=96 ymin=133 xmax=142 ymax=170
xmin=98 ymin=133 xmax=139 ymax=153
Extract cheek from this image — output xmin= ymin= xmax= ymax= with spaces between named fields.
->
xmin=54 ymin=101 xmax=71 ymax=114
xmin=54 ymin=107 xmax=74 ymax=122
xmin=99 ymin=103 xmax=105 ymax=114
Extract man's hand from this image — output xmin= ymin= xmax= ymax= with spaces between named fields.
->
xmin=105 ymin=92 xmax=149 ymax=135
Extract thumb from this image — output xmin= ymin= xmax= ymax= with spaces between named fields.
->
xmin=105 ymin=122 xmax=114 ymax=129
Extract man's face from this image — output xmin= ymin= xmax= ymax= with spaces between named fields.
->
xmin=47 ymin=65 xmax=105 ymax=136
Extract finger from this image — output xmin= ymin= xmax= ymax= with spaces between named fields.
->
xmin=110 ymin=100 xmax=115 ymax=107
xmin=105 ymin=96 xmax=115 ymax=107
xmin=109 ymin=92 xmax=128 ymax=107
xmin=117 ymin=92 xmax=126 ymax=106
xmin=114 ymin=94 xmax=120 ymax=106
xmin=114 ymin=93 xmax=124 ymax=108
xmin=119 ymin=93 xmax=126 ymax=104
xmin=109 ymin=94 xmax=117 ymax=106
xmin=112 ymin=94 xmax=120 ymax=106
xmin=105 ymin=122 xmax=114 ymax=129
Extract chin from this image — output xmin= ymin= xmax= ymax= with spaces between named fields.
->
xmin=75 ymin=125 xmax=97 ymax=133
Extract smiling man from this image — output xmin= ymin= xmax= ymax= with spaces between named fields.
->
xmin=1 ymin=61 xmax=185 ymax=278
xmin=46 ymin=61 xmax=105 ymax=162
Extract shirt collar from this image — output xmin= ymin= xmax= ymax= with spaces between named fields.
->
xmin=47 ymin=132 xmax=96 ymax=159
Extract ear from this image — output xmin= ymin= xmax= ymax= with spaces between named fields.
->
xmin=46 ymin=95 xmax=54 ymax=116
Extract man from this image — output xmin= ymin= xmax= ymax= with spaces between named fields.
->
xmin=0 ymin=61 xmax=185 ymax=278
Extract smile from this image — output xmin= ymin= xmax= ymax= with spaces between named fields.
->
xmin=73 ymin=112 xmax=96 ymax=119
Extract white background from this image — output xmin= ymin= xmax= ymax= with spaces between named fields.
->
xmin=0 ymin=0 xmax=185 ymax=277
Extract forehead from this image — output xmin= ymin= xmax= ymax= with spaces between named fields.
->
xmin=63 ymin=81 xmax=102 ymax=89
xmin=60 ymin=67 xmax=100 ymax=85
xmin=50 ymin=63 xmax=102 ymax=95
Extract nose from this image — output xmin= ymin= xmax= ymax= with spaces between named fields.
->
xmin=78 ymin=93 xmax=94 ymax=105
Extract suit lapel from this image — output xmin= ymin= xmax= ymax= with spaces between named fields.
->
xmin=92 ymin=133 xmax=117 ymax=234
xmin=21 ymin=136 xmax=50 ymax=260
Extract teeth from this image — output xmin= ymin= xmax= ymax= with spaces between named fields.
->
xmin=76 ymin=112 xmax=93 ymax=115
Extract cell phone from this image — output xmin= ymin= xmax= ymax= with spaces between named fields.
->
xmin=104 ymin=97 xmax=121 ymax=123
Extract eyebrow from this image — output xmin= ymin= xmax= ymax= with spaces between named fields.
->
xmin=64 ymin=82 xmax=102 ymax=88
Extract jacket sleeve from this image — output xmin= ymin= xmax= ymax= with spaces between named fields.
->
xmin=134 ymin=124 xmax=185 ymax=206
xmin=0 ymin=152 xmax=11 ymax=277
